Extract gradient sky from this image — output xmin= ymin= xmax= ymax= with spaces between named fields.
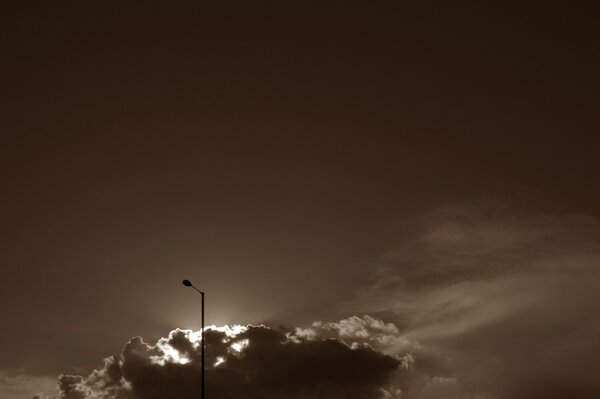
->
xmin=1 ymin=2 xmax=599 ymax=399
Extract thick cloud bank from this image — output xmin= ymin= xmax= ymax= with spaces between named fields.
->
xmin=56 ymin=323 xmax=399 ymax=399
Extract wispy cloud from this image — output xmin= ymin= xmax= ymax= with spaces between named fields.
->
xmin=0 ymin=372 xmax=57 ymax=399
xmin=346 ymin=200 xmax=600 ymax=398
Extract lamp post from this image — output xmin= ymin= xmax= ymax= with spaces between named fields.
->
xmin=182 ymin=279 xmax=205 ymax=399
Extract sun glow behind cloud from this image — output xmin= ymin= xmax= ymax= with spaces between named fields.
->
xmin=152 ymin=342 xmax=191 ymax=365
xmin=151 ymin=325 xmax=248 ymax=366
xmin=214 ymin=356 xmax=225 ymax=367
xmin=230 ymin=338 xmax=249 ymax=353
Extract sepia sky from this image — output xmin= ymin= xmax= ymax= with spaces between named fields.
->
xmin=1 ymin=2 xmax=599 ymax=398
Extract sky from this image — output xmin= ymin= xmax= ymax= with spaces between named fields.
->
xmin=1 ymin=1 xmax=599 ymax=398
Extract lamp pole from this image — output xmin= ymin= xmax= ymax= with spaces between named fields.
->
xmin=182 ymin=279 xmax=205 ymax=399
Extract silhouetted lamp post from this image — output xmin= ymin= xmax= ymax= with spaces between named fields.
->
xmin=182 ymin=279 xmax=205 ymax=399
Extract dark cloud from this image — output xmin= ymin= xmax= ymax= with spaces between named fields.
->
xmin=56 ymin=324 xmax=399 ymax=399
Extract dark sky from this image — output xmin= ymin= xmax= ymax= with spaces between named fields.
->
xmin=1 ymin=2 xmax=599 ymax=398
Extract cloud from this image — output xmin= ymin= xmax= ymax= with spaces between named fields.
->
xmin=44 ymin=200 xmax=600 ymax=398
xmin=293 ymin=315 xmax=412 ymax=353
xmin=0 ymin=372 xmax=57 ymax=399
xmin=56 ymin=324 xmax=400 ymax=399
xmin=346 ymin=201 xmax=600 ymax=398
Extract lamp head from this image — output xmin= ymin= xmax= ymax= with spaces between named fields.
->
xmin=182 ymin=279 xmax=192 ymax=287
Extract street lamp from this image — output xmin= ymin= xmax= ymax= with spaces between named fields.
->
xmin=182 ymin=279 xmax=205 ymax=399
